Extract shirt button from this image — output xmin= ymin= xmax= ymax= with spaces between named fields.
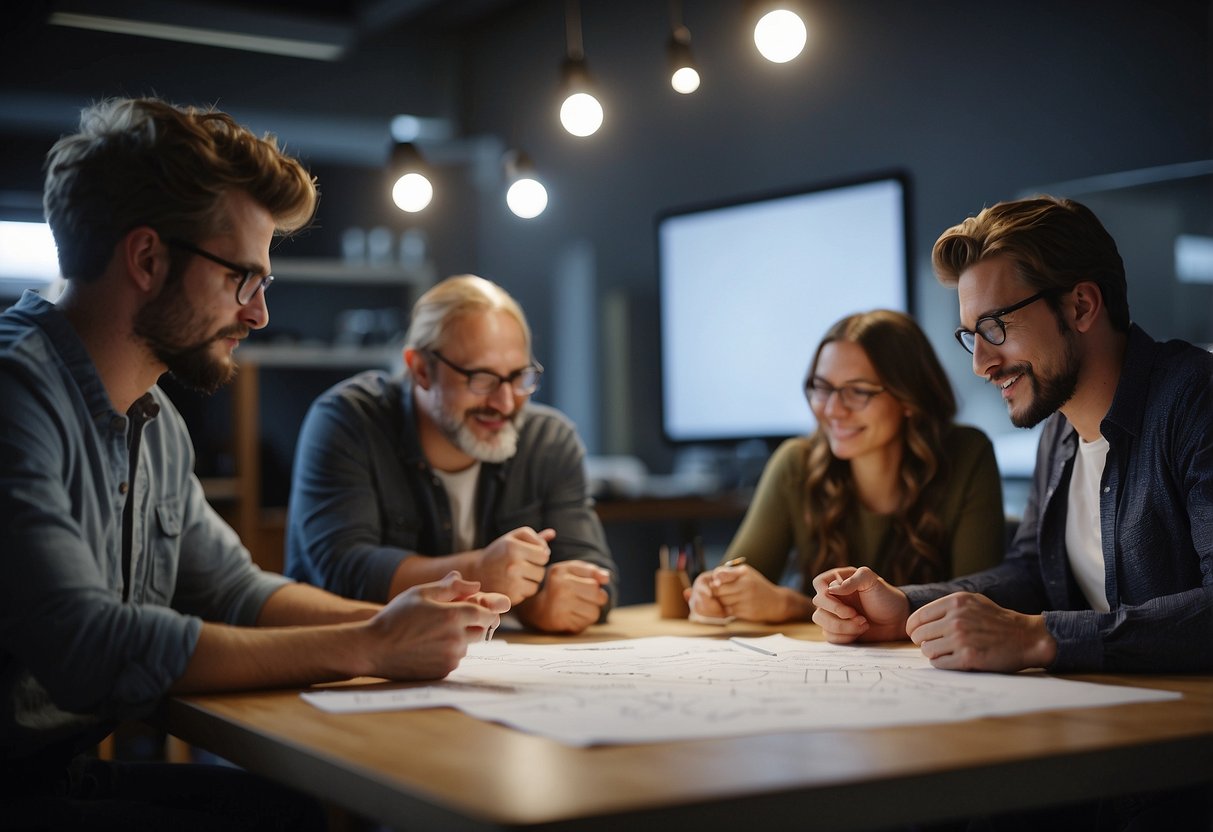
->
xmin=1102 ymin=486 xmax=1110 ymax=493
xmin=118 ymin=482 xmax=129 ymax=494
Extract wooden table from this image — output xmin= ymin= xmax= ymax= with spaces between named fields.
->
xmin=165 ymin=606 xmax=1213 ymax=831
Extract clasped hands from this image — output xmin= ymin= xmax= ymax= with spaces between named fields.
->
xmin=685 ymin=561 xmax=792 ymax=624
xmin=472 ymin=526 xmax=611 ymax=634
xmin=809 ymin=566 xmax=1058 ymax=672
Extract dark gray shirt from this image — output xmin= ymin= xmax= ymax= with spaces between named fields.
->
xmin=0 ymin=292 xmax=288 ymax=762
xmin=285 ymin=371 xmax=617 ymax=611
xmin=904 ymin=325 xmax=1213 ymax=672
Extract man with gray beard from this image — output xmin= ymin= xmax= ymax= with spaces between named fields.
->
xmin=287 ymin=274 xmax=617 ymax=634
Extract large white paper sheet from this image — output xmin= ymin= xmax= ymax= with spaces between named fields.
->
xmin=301 ymin=636 xmax=1179 ymax=746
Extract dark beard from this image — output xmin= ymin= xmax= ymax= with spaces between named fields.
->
xmin=160 ymin=338 xmax=239 ymax=394
xmin=1008 ymin=332 xmax=1080 ymax=429
xmin=133 ymin=270 xmax=245 ymax=394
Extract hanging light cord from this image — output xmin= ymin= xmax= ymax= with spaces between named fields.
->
xmin=669 ymin=0 xmax=688 ymax=40
xmin=565 ymin=0 xmax=584 ymax=60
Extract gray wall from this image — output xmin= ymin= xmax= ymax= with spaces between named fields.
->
xmin=452 ymin=0 xmax=1211 ymax=471
xmin=1 ymin=0 xmax=1208 ymax=481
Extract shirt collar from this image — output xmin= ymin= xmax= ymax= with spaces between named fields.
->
xmin=11 ymin=289 xmax=119 ymax=424
xmin=1101 ymin=323 xmax=1156 ymax=441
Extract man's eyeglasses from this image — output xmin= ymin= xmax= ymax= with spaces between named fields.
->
xmin=805 ymin=378 xmax=887 ymax=411
xmin=427 ymin=350 xmax=543 ymax=396
xmin=166 ymin=238 xmax=274 ymax=306
xmin=954 ymin=289 xmax=1057 ymax=355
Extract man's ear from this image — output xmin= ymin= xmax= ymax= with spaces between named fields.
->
xmin=1069 ymin=280 xmax=1104 ymax=334
xmin=122 ymin=226 xmax=166 ymax=295
xmin=404 ymin=347 xmax=432 ymax=389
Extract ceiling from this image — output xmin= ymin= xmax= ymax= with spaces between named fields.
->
xmin=0 ymin=0 xmax=522 ymax=166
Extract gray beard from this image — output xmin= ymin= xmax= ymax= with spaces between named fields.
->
xmin=435 ymin=405 xmax=524 ymax=464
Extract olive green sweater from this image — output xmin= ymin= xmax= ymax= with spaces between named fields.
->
xmin=723 ymin=425 xmax=1005 ymax=592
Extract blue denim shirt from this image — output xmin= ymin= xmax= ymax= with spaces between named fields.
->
xmin=904 ymin=325 xmax=1213 ymax=672
xmin=285 ymin=371 xmax=617 ymax=612
xmin=0 ymin=291 xmax=289 ymax=762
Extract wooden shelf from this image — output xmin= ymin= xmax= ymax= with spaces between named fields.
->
xmin=271 ymin=257 xmax=434 ymax=285
xmin=594 ymin=492 xmax=751 ymax=523
xmin=237 ymin=343 xmax=401 ymax=368
xmin=199 ymin=477 xmax=241 ymax=502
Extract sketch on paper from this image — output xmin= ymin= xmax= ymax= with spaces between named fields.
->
xmin=301 ymin=635 xmax=1178 ymax=746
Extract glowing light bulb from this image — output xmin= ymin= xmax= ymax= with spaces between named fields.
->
xmin=560 ymin=92 xmax=603 ymax=137
xmin=671 ymin=66 xmax=700 ymax=94
xmin=391 ymin=172 xmax=432 ymax=213
xmin=506 ymin=178 xmax=548 ymax=219
xmin=754 ymin=9 xmax=807 ymax=63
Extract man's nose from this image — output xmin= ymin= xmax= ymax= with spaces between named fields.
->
xmin=242 ymin=286 xmax=269 ymax=330
xmin=487 ymin=379 xmax=515 ymax=413
xmin=971 ymin=336 xmax=998 ymax=378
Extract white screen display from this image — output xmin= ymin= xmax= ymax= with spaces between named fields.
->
xmin=659 ymin=176 xmax=909 ymax=442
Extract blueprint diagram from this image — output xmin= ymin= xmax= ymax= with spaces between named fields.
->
xmin=302 ymin=635 xmax=1178 ymax=746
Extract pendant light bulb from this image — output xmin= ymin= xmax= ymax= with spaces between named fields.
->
xmin=667 ymin=22 xmax=700 ymax=94
xmin=388 ymin=142 xmax=433 ymax=213
xmin=754 ymin=8 xmax=807 ymax=63
xmin=560 ymin=91 xmax=603 ymax=137
xmin=507 ymin=179 xmax=549 ymax=219
xmin=671 ymin=66 xmax=701 ymax=94
xmin=392 ymin=172 xmax=432 ymax=213
xmin=503 ymin=149 xmax=549 ymax=219
xmin=559 ymin=2 xmax=603 ymax=137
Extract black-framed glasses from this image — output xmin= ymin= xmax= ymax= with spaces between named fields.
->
xmin=166 ymin=238 xmax=274 ymax=306
xmin=427 ymin=350 xmax=543 ymax=396
xmin=954 ymin=289 xmax=1057 ymax=354
xmin=805 ymin=378 xmax=887 ymax=411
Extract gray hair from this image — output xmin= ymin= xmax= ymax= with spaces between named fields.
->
xmin=404 ymin=274 xmax=533 ymax=357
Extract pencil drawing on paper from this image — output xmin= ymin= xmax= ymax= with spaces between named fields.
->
xmin=300 ymin=635 xmax=1178 ymax=746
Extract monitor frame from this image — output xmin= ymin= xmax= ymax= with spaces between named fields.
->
xmin=655 ymin=170 xmax=914 ymax=446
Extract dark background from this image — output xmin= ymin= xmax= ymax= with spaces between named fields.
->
xmin=2 ymin=0 xmax=1209 ymax=549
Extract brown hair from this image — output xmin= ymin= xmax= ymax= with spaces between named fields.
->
xmin=801 ymin=310 xmax=957 ymax=585
xmin=43 ymin=97 xmax=318 ymax=283
xmin=932 ymin=195 xmax=1129 ymax=332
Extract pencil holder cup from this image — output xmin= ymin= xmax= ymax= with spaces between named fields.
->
xmin=656 ymin=569 xmax=691 ymax=619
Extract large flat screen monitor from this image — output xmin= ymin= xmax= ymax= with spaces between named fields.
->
xmin=657 ymin=173 xmax=911 ymax=443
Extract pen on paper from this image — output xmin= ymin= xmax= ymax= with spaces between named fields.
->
xmin=728 ymin=637 xmax=777 ymax=656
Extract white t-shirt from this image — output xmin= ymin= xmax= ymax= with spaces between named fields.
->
xmin=1065 ymin=434 xmax=1111 ymax=612
xmin=433 ymin=462 xmax=482 ymax=553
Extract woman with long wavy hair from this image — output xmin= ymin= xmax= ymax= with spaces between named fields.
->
xmin=686 ymin=310 xmax=1005 ymax=624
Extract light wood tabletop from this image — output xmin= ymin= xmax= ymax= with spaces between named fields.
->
xmin=165 ymin=605 xmax=1213 ymax=831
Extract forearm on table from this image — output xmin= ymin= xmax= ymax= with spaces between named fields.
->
xmin=171 ymin=619 xmax=372 ymax=692
xmin=255 ymin=581 xmax=380 ymax=627
xmin=389 ymin=551 xmax=478 ymax=597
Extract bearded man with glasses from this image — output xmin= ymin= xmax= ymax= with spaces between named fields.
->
xmin=810 ymin=196 xmax=1212 ymax=827
xmin=287 ymin=274 xmax=617 ymax=634
xmin=0 ymin=98 xmax=509 ymax=830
